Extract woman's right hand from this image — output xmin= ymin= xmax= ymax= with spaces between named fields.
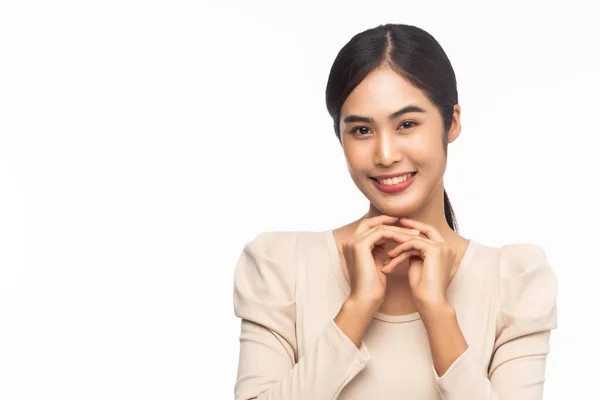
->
xmin=342 ymin=214 xmax=421 ymax=313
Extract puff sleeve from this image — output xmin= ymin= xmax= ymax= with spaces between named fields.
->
xmin=488 ymin=243 xmax=558 ymax=397
xmin=433 ymin=243 xmax=558 ymax=399
xmin=233 ymin=231 xmax=371 ymax=400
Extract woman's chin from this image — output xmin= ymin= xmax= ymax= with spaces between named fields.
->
xmin=370 ymin=197 xmax=421 ymax=218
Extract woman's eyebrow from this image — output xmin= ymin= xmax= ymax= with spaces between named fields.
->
xmin=343 ymin=105 xmax=427 ymax=124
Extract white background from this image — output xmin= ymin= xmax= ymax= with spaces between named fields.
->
xmin=1 ymin=0 xmax=598 ymax=398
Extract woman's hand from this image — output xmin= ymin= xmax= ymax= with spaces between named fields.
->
xmin=334 ymin=214 xmax=422 ymax=348
xmin=342 ymin=215 xmax=421 ymax=313
xmin=381 ymin=217 xmax=458 ymax=310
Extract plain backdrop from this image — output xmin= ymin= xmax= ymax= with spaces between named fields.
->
xmin=1 ymin=0 xmax=598 ymax=398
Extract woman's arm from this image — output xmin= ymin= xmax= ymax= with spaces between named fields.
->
xmin=234 ymin=232 xmax=371 ymax=400
xmin=420 ymin=302 xmax=469 ymax=378
xmin=422 ymin=244 xmax=558 ymax=399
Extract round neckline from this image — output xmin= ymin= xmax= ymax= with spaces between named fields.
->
xmin=323 ymin=229 xmax=479 ymax=323
xmin=373 ymin=310 xmax=422 ymax=323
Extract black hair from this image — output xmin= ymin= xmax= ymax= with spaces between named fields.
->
xmin=325 ymin=23 xmax=459 ymax=232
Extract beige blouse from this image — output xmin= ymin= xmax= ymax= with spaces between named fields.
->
xmin=233 ymin=230 xmax=558 ymax=399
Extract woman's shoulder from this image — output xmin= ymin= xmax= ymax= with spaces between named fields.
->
xmin=491 ymin=241 xmax=558 ymax=329
xmin=473 ymin=240 xmax=556 ymax=290
xmin=233 ymin=231 xmax=301 ymax=322
xmin=472 ymin=240 xmax=552 ymax=274
xmin=234 ymin=230 xmax=326 ymax=281
xmin=244 ymin=230 xmax=299 ymax=253
xmin=241 ymin=229 xmax=326 ymax=255
xmin=495 ymin=242 xmax=554 ymax=279
xmin=468 ymin=239 xmax=557 ymax=311
xmin=234 ymin=231 xmax=300 ymax=284
xmin=233 ymin=230 xmax=329 ymax=312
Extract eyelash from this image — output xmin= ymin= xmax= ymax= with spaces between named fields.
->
xmin=350 ymin=121 xmax=419 ymax=136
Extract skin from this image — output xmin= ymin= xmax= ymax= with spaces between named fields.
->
xmin=331 ymin=65 xmax=470 ymax=376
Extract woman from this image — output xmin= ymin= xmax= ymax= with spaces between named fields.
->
xmin=233 ymin=23 xmax=558 ymax=399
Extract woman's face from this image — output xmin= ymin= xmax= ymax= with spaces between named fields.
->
xmin=339 ymin=66 xmax=461 ymax=218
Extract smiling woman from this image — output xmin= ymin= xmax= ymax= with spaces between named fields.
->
xmin=232 ymin=23 xmax=557 ymax=399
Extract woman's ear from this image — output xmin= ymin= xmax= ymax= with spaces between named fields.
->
xmin=447 ymin=104 xmax=461 ymax=144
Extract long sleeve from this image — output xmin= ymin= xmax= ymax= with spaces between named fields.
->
xmin=233 ymin=231 xmax=371 ymax=400
xmin=432 ymin=243 xmax=558 ymax=399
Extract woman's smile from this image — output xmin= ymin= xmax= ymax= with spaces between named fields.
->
xmin=371 ymin=172 xmax=417 ymax=194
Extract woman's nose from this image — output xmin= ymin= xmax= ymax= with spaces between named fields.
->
xmin=374 ymin=131 xmax=402 ymax=167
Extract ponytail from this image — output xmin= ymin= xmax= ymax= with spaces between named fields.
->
xmin=443 ymin=189 xmax=459 ymax=233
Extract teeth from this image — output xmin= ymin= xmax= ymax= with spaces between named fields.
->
xmin=377 ymin=173 xmax=413 ymax=185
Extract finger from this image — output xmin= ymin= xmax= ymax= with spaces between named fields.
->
xmin=359 ymin=226 xmax=416 ymax=253
xmin=397 ymin=217 xmax=444 ymax=242
xmin=355 ymin=223 xmax=419 ymax=244
xmin=384 ymin=248 xmax=421 ymax=264
xmin=385 ymin=237 xmax=423 ymax=257
xmin=358 ymin=228 xmax=414 ymax=270
xmin=382 ymin=250 xmax=420 ymax=274
xmin=385 ymin=236 xmax=434 ymax=259
xmin=356 ymin=215 xmax=400 ymax=234
xmin=371 ymin=225 xmax=421 ymax=247
xmin=386 ymin=235 xmax=434 ymax=258
xmin=407 ymin=259 xmax=422 ymax=289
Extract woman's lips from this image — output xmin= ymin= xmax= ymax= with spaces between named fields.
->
xmin=371 ymin=172 xmax=416 ymax=194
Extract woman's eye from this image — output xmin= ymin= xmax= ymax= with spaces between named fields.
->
xmin=350 ymin=122 xmax=418 ymax=136
xmin=351 ymin=126 xmax=371 ymax=135
xmin=400 ymin=121 xmax=418 ymax=130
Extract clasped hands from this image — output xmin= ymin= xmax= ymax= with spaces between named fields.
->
xmin=379 ymin=217 xmax=459 ymax=311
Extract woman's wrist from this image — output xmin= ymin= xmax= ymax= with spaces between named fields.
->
xmin=334 ymin=297 xmax=378 ymax=348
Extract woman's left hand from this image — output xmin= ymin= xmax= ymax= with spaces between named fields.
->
xmin=381 ymin=217 xmax=458 ymax=309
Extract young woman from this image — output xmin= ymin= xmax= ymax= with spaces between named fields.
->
xmin=233 ymin=23 xmax=558 ymax=399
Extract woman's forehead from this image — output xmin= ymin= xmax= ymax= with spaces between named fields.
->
xmin=340 ymin=68 xmax=433 ymax=119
